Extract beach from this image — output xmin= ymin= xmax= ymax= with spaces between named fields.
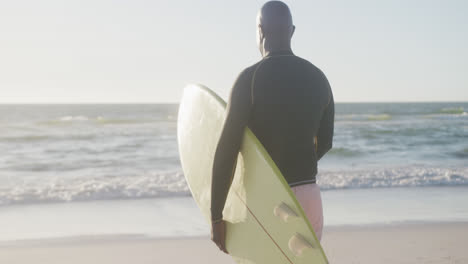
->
xmin=1 ymin=222 xmax=467 ymax=264
xmin=2 ymin=0 xmax=467 ymax=262
xmin=1 ymin=104 xmax=467 ymax=263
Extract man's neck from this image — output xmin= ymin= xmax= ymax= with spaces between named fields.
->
xmin=261 ymin=40 xmax=292 ymax=58
xmin=263 ymin=49 xmax=293 ymax=58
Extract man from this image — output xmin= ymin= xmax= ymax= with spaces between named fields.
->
xmin=210 ymin=1 xmax=334 ymax=253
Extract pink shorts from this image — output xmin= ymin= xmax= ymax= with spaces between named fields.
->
xmin=290 ymin=183 xmax=323 ymax=241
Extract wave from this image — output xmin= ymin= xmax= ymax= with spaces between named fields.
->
xmin=0 ymin=135 xmax=51 ymax=142
xmin=317 ymin=166 xmax=468 ymax=190
xmin=36 ymin=116 xmax=175 ymax=126
xmin=327 ymin=147 xmax=363 ymax=157
xmin=421 ymin=107 xmax=467 ymax=118
xmin=425 ymin=108 xmax=467 ymax=119
xmin=335 ymin=105 xmax=468 ymax=122
xmin=0 ymin=171 xmax=190 ymax=206
xmin=60 ymin=115 xmax=89 ymax=121
xmin=366 ymin=114 xmax=392 ymax=121
xmin=336 ymin=114 xmax=392 ymax=122
xmin=439 ymin=107 xmax=465 ymax=114
xmin=1 ymin=166 xmax=467 ymax=206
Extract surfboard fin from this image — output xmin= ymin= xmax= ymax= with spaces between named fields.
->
xmin=273 ymin=202 xmax=298 ymax=222
xmin=288 ymin=233 xmax=314 ymax=256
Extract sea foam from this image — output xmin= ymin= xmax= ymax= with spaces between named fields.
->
xmin=317 ymin=167 xmax=468 ymax=190
xmin=1 ymin=166 xmax=467 ymax=206
xmin=0 ymin=171 xmax=190 ymax=206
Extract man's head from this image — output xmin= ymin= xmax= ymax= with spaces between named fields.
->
xmin=256 ymin=1 xmax=295 ymax=56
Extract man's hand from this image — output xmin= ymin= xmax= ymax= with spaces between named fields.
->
xmin=211 ymin=220 xmax=228 ymax=254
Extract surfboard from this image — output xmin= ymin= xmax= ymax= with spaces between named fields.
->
xmin=178 ymin=84 xmax=329 ymax=264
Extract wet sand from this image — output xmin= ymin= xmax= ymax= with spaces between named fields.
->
xmin=1 ymin=222 xmax=467 ymax=264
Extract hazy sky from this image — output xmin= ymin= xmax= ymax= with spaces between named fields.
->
xmin=1 ymin=0 xmax=467 ymax=103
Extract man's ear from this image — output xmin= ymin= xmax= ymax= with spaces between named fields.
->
xmin=258 ymin=25 xmax=265 ymax=41
xmin=291 ymin=25 xmax=296 ymax=38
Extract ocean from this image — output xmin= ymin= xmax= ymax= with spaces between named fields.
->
xmin=0 ymin=102 xmax=467 ymax=241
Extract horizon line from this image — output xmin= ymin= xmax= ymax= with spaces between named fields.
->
xmin=0 ymin=100 xmax=467 ymax=105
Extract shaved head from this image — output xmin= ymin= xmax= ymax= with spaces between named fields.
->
xmin=257 ymin=1 xmax=293 ymax=33
xmin=256 ymin=1 xmax=295 ymax=56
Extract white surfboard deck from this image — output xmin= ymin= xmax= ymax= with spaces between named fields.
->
xmin=178 ymin=84 xmax=329 ymax=264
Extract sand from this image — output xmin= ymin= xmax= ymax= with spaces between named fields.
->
xmin=0 ymin=222 xmax=467 ymax=264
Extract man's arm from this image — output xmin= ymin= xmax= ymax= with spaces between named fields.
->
xmin=211 ymin=69 xmax=252 ymax=222
xmin=316 ymin=78 xmax=334 ymax=161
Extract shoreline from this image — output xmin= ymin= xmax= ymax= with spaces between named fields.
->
xmin=1 ymin=220 xmax=467 ymax=246
xmin=1 ymin=221 xmax=467 ymax=264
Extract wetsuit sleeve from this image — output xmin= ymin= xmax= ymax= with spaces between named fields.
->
xmin=316 ymin=79 xmax=334 ymax=161
xmin=210 ymin=69 xmax=252 ymax=222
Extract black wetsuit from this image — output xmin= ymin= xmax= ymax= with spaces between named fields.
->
xmin=210 ymin=50 xmax=334 ymax=222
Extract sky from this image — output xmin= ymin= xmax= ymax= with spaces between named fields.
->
xmin=0 ymin=0 xmax=467 ymax=103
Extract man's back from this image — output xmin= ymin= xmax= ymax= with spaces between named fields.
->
xmin=210 ymin=49 xmax=334 ymax=229
xmin=246 ymin=50 xmax=334 ymax=186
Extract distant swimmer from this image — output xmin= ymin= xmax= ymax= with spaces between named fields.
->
xmin=210 ymin=1 xmax=334 ymax=253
